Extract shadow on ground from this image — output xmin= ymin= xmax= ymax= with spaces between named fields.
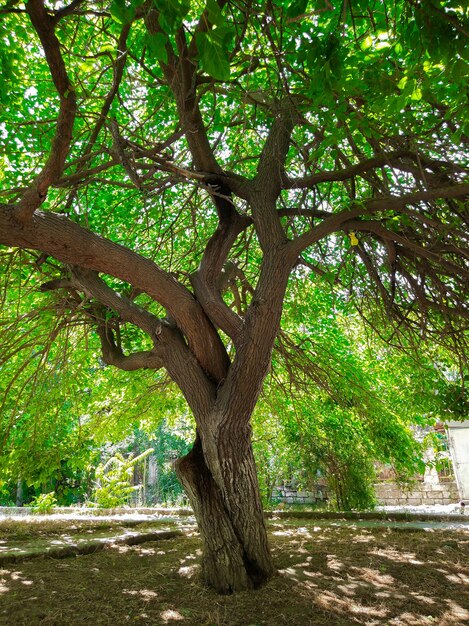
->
xmin=0 ymin=521 xmax=468 ymax=625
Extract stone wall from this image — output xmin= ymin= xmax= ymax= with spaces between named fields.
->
xmin=374 ymin=481 xmax=460 ymax=506
xmin=273 ymin=482 xmax=328 ymax=505
xmin=274 ymin=479 xmax=460 ymax=507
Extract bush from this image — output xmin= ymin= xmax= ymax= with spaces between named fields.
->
xmin=30 ymin=491 xmax=57 ymax=514
xmin=92 ymin=449 xmax=153 ymax=508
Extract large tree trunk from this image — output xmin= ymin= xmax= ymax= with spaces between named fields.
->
xmin=171 ymin=252 xmax=292 ymax=593
xmin=175 ymin=433 xmax=274 ymax=593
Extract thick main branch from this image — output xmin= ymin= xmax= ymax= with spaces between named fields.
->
xmin=0 ymin=205 xmax=229 ymax=382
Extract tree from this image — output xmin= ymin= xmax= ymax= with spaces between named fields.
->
xmin=0 ymin=0 xmax=467 ymax=592
xmin=252 ymin=281 xmax=449 ymax=512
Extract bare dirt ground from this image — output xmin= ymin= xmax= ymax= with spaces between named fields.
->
xmin=0 ymin=518 xmax=468 ymax=625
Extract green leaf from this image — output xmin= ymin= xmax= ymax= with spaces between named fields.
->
xmin=206 ymin=0 xmax=224 ymax=26
xmin=361 ymin=35 xmax=373 ymax=50
xmin=110 ymin=0 xmax=133 ymax=24
xmin=196 ymin=30 xmax=231 ymax=81
xmin=397 ymin=75 xmax=408 ymax=90
xmin=145 ymin=32 xmax=168 ymax=63
xmin=285 ymin=0 xmax=308 ymax=18
xmin=376 ymin=41 xmax=391 ymax=50
xmin=153 ymin=0 xmax=190 ymax=33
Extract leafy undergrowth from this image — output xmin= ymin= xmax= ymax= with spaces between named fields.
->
xmin=0 ymin=522 xmax=468 ymax=625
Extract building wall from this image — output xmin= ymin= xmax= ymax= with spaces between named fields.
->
xmin=374 ymin=480 xmax=460 ymax=506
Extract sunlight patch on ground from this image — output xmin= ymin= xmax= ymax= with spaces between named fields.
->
xmin=136 ymin=547 xmax=157 ymax=555
xmin=326 ymin=555 xmax=345 ymax=571
xmin=123 ymin=588 xmax=158 ymax=600
xmin=409 ymin=592 xmax=436 ymax=605
xmin=388 ymin=611 xmax=435 ymax=625
xmin=272 ymin=529 xmax=295 ymax=536
xmin=444 ymin=571 xmax=469 ymax=585
xmin=0 ymin=569 xmax=34 ymax=594
xmin=10 ymin=571 xmax=32 ymax=582
xmin=313 ymin=588 xmax=389 ymax=618
xmin=50 ymin=535 xmax=75 ymax=545
xmin=442 ymin=599 xmax=469 ymax=622
xmin=278 ymin=566 xmax=299 ymax=581
xmin=336 ymin=582 xmax=365 ymax=597
xmin=178 ymin=564 xmax=199 ymax=578
xmin=369 ymin=546 xmax=424 ymax=564
xmin=160 ymin=608 xmax=184 ymax=622
xmin=179 ymin=552 xmax=197 ymax=563
xmin=352 ymin=533 xmax=374 ymax=543
xmin=349 ymin=565 xmax=396 ymax=586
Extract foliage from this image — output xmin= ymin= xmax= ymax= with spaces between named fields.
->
xmin=95 ymin=421 xmax=193 ymax=505
xmin=30 ymin=491 xmax=57 ymax=515
xmin=0 ymin=0 xmax=467 ymax=590
xmin=145 ymin=421 xmax=192 ymax=504
xmin=92 ymin=448 xmax=154 ymax=508
xmin=253 ymin=279 xmax=467 ymax=509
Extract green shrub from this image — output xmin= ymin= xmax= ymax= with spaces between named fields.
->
xmin=30 ymin=491 xmax=57 ymax=514
xmin=92 ymin=449 xmax=153 ymax=508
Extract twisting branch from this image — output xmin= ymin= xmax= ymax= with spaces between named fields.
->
xmin=0 ymin=205 xmax=230 ymax=383
xmin=70 ymin=267 xmax=164 ymax=340
xmin=38 ymin=269 xmax=168 ymax=364
xmin=284 ymin=150 xmax=468 ymax=189
xmin=146 ymin=10 xmax=222 ymax=174
xmin=74 ymin=23 xmax=131 ymax=171
xmin=288 ymin=183 xmax=469 ymax=257
xmin=94 ymin=323 xmax=164 ymax=372
xmin=14 ymin=0 xmax=76 ymax=223
xmin=110 ymin=119 xmax=143 ymax=190
xmin=191 ymin=209 xmax=251 ymax=345
xmin=37 ymin=268 xmax=219 ymax=412
xmin=250 ymin=104 xmax=297 ymax=249
xmin=256 ymin=104 xmax=296 ymax=195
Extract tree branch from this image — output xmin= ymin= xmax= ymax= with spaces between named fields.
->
xmin=0 ymin=204 xmax=229 ymax=383
xmin=77 ymin=23 xmax=131 ymax=170
xmin=95 ymin=324 xmax=164 ymax=371
xmin=256 ymin=104 xmax=296 ymax=196
xmin=191 ymin=211 xmax=251 ymax=345
xmin=71 ymin=267 xmax=164 ymax=340
xmin=14 ymin=0 xmax=76 ymax=223
xmin=146 ymin=10 xmax=222 ymax=175
xmin=343 ymin=220 xmax=469 ymax=280
xmin=52 ymin=0 xmax=85 ymax=23
xmin=289 ymin=183 xmax=469 ymax=258
xmin=283 ymin=150 xmax=467 ymax=189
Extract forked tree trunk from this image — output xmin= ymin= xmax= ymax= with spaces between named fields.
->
xmin=175 ymin=433 xmax=274 ymax=593
xmin=171 ymin=252 xmax=292 ymax=593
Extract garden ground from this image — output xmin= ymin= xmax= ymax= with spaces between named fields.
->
xmin=0 ymin=517 xmax=468 ymax=625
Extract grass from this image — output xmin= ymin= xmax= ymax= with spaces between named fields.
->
xmin=0 ymin=519 xmax=468 ymax=625
xmin=0 ymin=518 xmax=161 ymax=541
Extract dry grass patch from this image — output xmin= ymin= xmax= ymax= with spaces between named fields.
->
xmin=0 ymin=521 xmax=468 ymax=625
xmin=0 ymin=518 xmax=163 ymax=541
